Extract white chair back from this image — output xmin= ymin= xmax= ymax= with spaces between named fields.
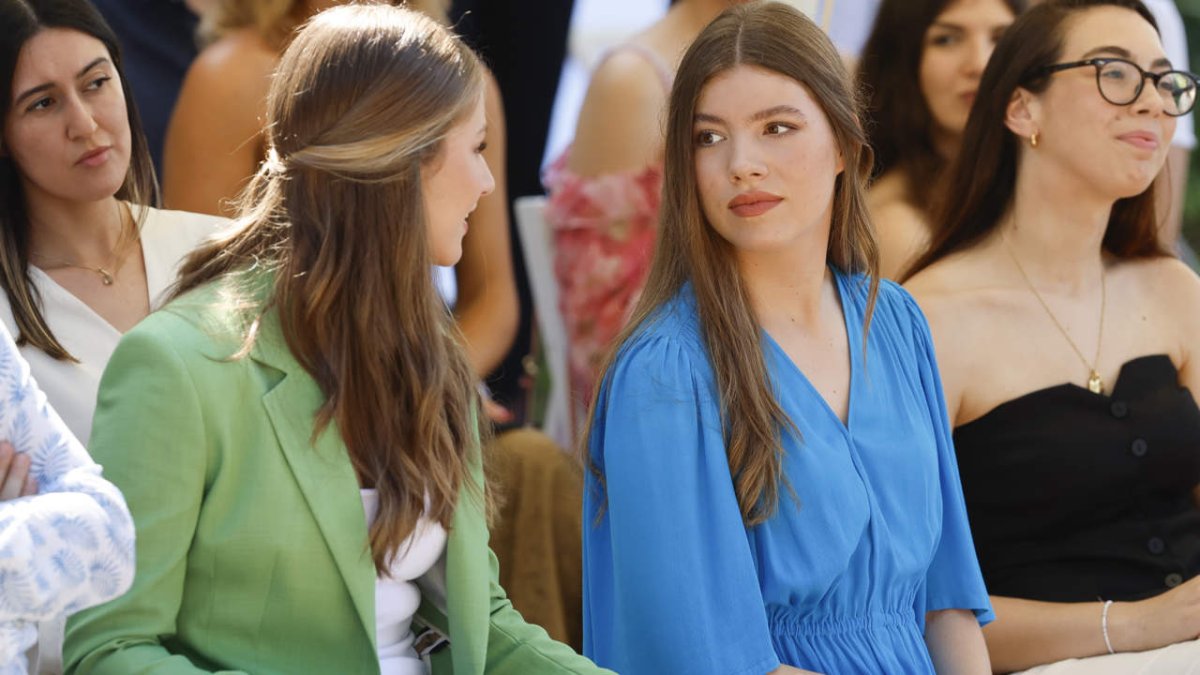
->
xmin=514 ymin=195 xmax=573 ymax=449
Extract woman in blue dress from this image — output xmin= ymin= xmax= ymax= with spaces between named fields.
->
xmin=582 ymin=3 xmax=993 ymax=674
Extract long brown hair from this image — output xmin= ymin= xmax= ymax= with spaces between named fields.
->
xmin=587 ymin=1 xmax=880 ymax=526
xmin=906 ymin=0 xmax=1166 ymax=279
xmin=858 ymin=0 xmax=1027 ymax=209
xmin=174 ymin=4 xmax=484 ymax=573
xmin=0 ymin=0 xmax=156 ymax=361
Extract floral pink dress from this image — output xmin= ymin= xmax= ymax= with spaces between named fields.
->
xmin=544 ymin=157 xmax=662 ymax=409
xmin=543 ymin=44 xmax=674 ymax=413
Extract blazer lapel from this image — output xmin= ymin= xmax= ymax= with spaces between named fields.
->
xmin=446 ymin=443 xmax=491 ymax=673
xmin=250 ymin=312 xmax=377 ymax=649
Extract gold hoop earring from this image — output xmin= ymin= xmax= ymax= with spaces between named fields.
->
xmin=1030 ymin=131 xmax=1040 ymax=148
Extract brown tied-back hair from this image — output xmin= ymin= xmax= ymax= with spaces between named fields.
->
xmin=585 ymin=1 xmax=880 ymax=527
xmin=173 ymin=4 xmax=485 ymax=573
xmin=904 ymin=0 xmax=1167 ymax=281
xmin=0 ymin=0 xmax=157 ymax=361
xmin=858 ymin=0 xmax=1027 ymax=212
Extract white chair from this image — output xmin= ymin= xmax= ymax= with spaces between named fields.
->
xmin=514 ymin=195 xmax=573 ymax=449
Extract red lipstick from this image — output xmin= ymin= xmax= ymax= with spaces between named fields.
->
xmin=728 ymin=191 xmax=783 ymax=218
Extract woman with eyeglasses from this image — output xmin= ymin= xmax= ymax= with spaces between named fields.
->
xmin=905 ymin=0 xmax=1200 ymax=672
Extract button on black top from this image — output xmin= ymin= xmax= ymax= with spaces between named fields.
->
xmin=1131 ymin=438 xmax=1149 ymax=457
xmin=1148 ymin=537 xmax=1166 ymax=555
xmin=1111 ymin=401 xmax=1129 ymax=418
xmin=1166 ymin=572 xmax=1184 ymax=588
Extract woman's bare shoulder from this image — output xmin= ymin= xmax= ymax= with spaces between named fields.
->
xmin=867 ymin=170 xmax=910 ymax=207
xmin=1119 ymin=255 xmax=1200 ymax=322
xmin=567 ymin=47 xmax=671 ymax=176
xmin=870 ymin=173 xmax=933 ymax=279
xmin=181 ymin=30 xmax=278 ymax=112
xmin=904 ymin=248 xmax=998 ymax=312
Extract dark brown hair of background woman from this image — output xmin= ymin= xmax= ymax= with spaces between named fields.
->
xmin=858 ymin=0 xmax=1027 ymax=210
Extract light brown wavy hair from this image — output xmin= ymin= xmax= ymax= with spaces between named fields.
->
xmin=586 ymin=0 xmax=880 ymax=526
xmin=173 ymin=4 xmax=485 ymax=573
xmin=198 ymin=0 xmax=447 ymax=47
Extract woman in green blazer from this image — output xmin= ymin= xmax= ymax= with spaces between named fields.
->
xmin=63 ymin=6 xmax=610 ymax=675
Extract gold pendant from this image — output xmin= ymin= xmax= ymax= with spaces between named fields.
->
xmin=98 ymin=268 xmax=114 ymax=285
xmin=1087 ymin=370 xmax=1104 ymax=395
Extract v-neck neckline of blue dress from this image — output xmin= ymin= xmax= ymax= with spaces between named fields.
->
xmin=759 ymin=267 xmax=859 ymax=439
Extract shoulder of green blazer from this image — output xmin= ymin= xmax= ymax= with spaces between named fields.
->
xmin=65 ymin=276 xmax=611 ymax=675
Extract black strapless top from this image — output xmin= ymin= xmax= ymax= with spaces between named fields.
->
xmin=953 ymin=355 xmax=1200 ymax=602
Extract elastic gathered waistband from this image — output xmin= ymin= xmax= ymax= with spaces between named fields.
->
xmin=767 ymin=605 xmax=915 ymax=636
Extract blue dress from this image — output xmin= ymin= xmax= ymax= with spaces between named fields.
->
xmin=583 ymin=270 xmax=992 ymax=675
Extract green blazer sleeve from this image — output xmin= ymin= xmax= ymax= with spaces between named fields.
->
xmin=66 ymin=294 xmax=603 ymax=675
xmin=422 ymin=441 xmax=613 ymax=675
xmin=65 ymin=304 xmax=377 ymax=675
xmin=480 ymin=547 xmax=612 ymax=675
xmin=64 ymin=325 xmax=245 ymax=675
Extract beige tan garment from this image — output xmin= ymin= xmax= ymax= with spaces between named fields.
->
xmin=488 ymin=428 xmax=584 ymax=651
xmin=1015 ymin=639 xmax=1200 ymax=675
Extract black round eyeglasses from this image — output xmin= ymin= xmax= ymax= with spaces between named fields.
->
xmin=1037 ymin=57 xmax=1198 ymax=117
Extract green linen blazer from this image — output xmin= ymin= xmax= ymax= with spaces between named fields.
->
xmin=64 ymin=281 xmax=610 ymax=675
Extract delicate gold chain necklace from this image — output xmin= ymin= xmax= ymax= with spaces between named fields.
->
xmin=31 ymin=253 xmax=120 ymax=285
xmin=1004 ymin=235 xmax=1107 ymax=394
xmin=30 ymin=207 xmax=138 ymax=286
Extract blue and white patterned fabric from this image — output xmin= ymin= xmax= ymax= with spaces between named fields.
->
xmin=0 ymin=325 xmax=135 ymax=674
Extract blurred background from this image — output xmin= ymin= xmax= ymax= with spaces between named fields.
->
xmin=1182 ymin=0 xmax=1200 ymax=245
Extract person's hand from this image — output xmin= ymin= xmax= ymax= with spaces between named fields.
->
xmin=0 ymin=441 xmax=37 ymax=501
xmin=1115 ymin=576 xmax=1200 ymax=652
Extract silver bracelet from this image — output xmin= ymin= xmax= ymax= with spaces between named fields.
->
xmin=1101 ymin=599 xmax=1115 ymax=654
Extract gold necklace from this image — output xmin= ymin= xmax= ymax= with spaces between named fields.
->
xmin=30 ymin=206 xmax=137 ymax=286
xmin=1004 ymin=235 xmax=1107 ymax=394
xmin=31 ymin=254 xmax=119 ymax=285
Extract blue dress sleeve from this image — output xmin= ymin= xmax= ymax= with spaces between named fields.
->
xmin=582 ymin=328 xmax=781 ymax=675
xmin=904 ymin=293 xmax=994 ymax=627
